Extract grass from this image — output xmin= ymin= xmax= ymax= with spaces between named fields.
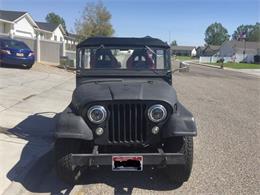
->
xmin=210 ymin=62 xmax=260 ymax=69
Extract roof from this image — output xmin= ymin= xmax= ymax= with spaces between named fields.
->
xmin=196 ymin=46 xmax=205 ymax=50
xmin=206 ymin=45 xmax=221 ymax=51
xmin=35 ymin=22 xmax=59 ymax=32
xmin=77 ymin=36 xmax=170 ymax=48
xmin=218 ymin=40 xmax=260 ymax=55
xmin=200 ymin=45 xmax=221 ymax=56
xmin=64 ymin=33 xmax=79 ymax=40
xmin=67 ymin=33 xmax=78 ymax=38
xmin=171 ymin=45 xmax=196 ymax=51
xmin=227 ymin=40 xmax=260 ymax=50
xmin=0 ymin=10 xmax=27 ymax=22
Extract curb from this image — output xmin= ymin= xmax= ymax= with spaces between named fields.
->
xmin=186 ymin=61 xmax=221 ymax=69
xmin=186 ymin=61 xmax=260 ymax=77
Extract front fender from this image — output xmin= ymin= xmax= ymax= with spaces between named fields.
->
xmin=55 ymin=106 xmax=93 ymax=140
xmin=163 ymin=102 xmax=197 ymax=137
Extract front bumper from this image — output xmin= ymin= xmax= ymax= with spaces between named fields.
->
xmin=70 ymin=147 xmax=185 ymax=167
xmin=1 ymin=56 xmax=35 ymax=66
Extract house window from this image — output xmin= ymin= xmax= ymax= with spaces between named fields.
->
xmin=54 ymin=35 xmax=57 ymax=41
xmin=60 ymin=37 xmax=63 ymax=42
xmin=3 ymin=23 xmax=6 ymax=33
xmin=40 ymin=33 xmax=44 ymax=39
xmin=3 ymin=23 xmax=9 ymax=33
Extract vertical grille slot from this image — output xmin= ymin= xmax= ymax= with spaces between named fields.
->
xmin=108 ymin=102 xmax=147 ymax=143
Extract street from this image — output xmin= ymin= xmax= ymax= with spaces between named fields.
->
xmin=0 ymin=64 xmax=259 ymax=195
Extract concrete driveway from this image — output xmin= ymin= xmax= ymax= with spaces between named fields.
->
xmin=0 ymin=64 xmax=259 ymax=194
xmin=0 ymin=64 xmax=75 ymax=194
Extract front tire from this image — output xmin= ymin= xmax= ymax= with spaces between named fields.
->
xmin=54 ymin=139 xmax=82 ymax=184
xmin=163 ymin=136 xmax=193 ymax=184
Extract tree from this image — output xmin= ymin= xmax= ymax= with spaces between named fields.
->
xmin=249 ymin=23 xmax=260 ymax=41
xmin=232 ymin=23 xmax=260 ymax=41
xmin=75 ymin=1 xmax=114 ymax=40
xmin=45 ymin=12 xmax=67 ymax=32
xmin=170 ymin=40 xmax=177 ymax=46
xmin=204 ymin=22 xmax=230 ymax=45
xmin=232 ymin=24 xmax=255 ymax=40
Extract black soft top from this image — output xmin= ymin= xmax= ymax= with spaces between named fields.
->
xmin=77 ymin=36 xmax=170 ymax=49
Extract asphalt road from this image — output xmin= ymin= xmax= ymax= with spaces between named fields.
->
xmin=1 ymin=64 xmax=260 ymax=195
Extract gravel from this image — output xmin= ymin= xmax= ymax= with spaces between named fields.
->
xmin=76 ymin=65 xmax=260 ymax=195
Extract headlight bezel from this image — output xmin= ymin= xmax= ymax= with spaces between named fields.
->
xmin=87 ymin=105 xmax=107 ymax=124
xmin=147 ymin=104 xmax=167 ymax=123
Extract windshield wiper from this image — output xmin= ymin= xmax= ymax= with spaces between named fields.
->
xmin=81 ymin=79 xmax=123 ymax=84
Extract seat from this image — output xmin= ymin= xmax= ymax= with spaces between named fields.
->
xmin=126 ymin=49 xmax=155 ymax=69
xmin=90 ymin=49 xmax=120 ymax=69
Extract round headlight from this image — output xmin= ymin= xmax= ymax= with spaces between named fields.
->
xmin=87 ymin=105 xmax=107 ymax=124
xmin=148 ymin=104 xmax=167 ymax=123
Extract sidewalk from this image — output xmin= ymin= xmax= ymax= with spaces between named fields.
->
xmin=0 ymin=64 xmax=74 ymax=194
xmin=187 ymin=60 xmax=260 ymax=77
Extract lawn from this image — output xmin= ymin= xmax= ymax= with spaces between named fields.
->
xmin=210 ymin=62 xmax=260 ymax=69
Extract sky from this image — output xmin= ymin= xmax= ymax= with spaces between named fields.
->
xmin=0 ymin=0 xmax=259 ymax=46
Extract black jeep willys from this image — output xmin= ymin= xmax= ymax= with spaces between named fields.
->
xmin=54 ymin=36 xmax=197 ymax=184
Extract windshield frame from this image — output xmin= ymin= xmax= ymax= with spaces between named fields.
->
xmin=76 ymin=46 xmax=172 ymax=73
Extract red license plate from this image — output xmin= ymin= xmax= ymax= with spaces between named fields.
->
xmin=112 ymin=156 xmax=143 ymax=171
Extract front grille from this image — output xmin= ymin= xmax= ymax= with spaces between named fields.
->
xmin=107 ymin=102 xmax=147 ymax=143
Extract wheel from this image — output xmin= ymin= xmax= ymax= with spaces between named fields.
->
xmin=163 ymin=136 xmax=193 ymax=184
xmin=54 ymin=139 xmax=82 ymax=184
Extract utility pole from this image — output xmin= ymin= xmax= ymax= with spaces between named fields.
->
xmin=243 ymin=39 xmax=246 ymax=60
xmin=239 ymin=31 xmax=247 ymax=60
xmin=168 ymin=31 xmax=171 ymax=45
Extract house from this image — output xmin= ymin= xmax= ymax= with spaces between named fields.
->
xmin=217 ymin=40 xmax=260 ymax=62
xmin=0 ymin=10 xmax=76 ymax=45
xmin=171 ymin=46 xmax=196 ymax=56
xmin=191 ymin=48 xmax=197 ymax=57
xmin=0 ymin=9 xmax=78 ymax=65
xmin=0 ymin=10 xmax=76 ymax=42
xmin=35 ymin=23 xmax=78 ymax=50
xmin=199 ymin=40 xmax=260 ymax=63
xmin=35 ymin=22 xmax=66 ymax=42
xmin=0 ymin=10 xmax=38 ymax=38
xmin=195 ymin=46 xmax=205 ymax=57
xmin=196 ymin=45 xmax=221 ymax=57
xmin=64 ymin=33 xmax=79 ymax=51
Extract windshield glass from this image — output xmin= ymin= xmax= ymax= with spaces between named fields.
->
xmin=2 ymin=40 xmax=29 ymax=50
xmin=78 ymin=47 xmax=170 ymax=70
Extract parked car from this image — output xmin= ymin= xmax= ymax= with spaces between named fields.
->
xmin=54 ymin=37 xmax=197 ymax=184
xmin=0 ymin=37 xmax=35 ymax=69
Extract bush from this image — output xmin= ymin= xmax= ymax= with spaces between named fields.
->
xmin=254 ymin=55 xmax=260 ymax=64
xmin=216 ymin=58 xmax=224 ymax=63
xmin=60 ymin=56 xmax=75 ymax=69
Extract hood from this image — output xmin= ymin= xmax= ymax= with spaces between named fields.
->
xmin=71 ymin=79 xmax=177 ymax=111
